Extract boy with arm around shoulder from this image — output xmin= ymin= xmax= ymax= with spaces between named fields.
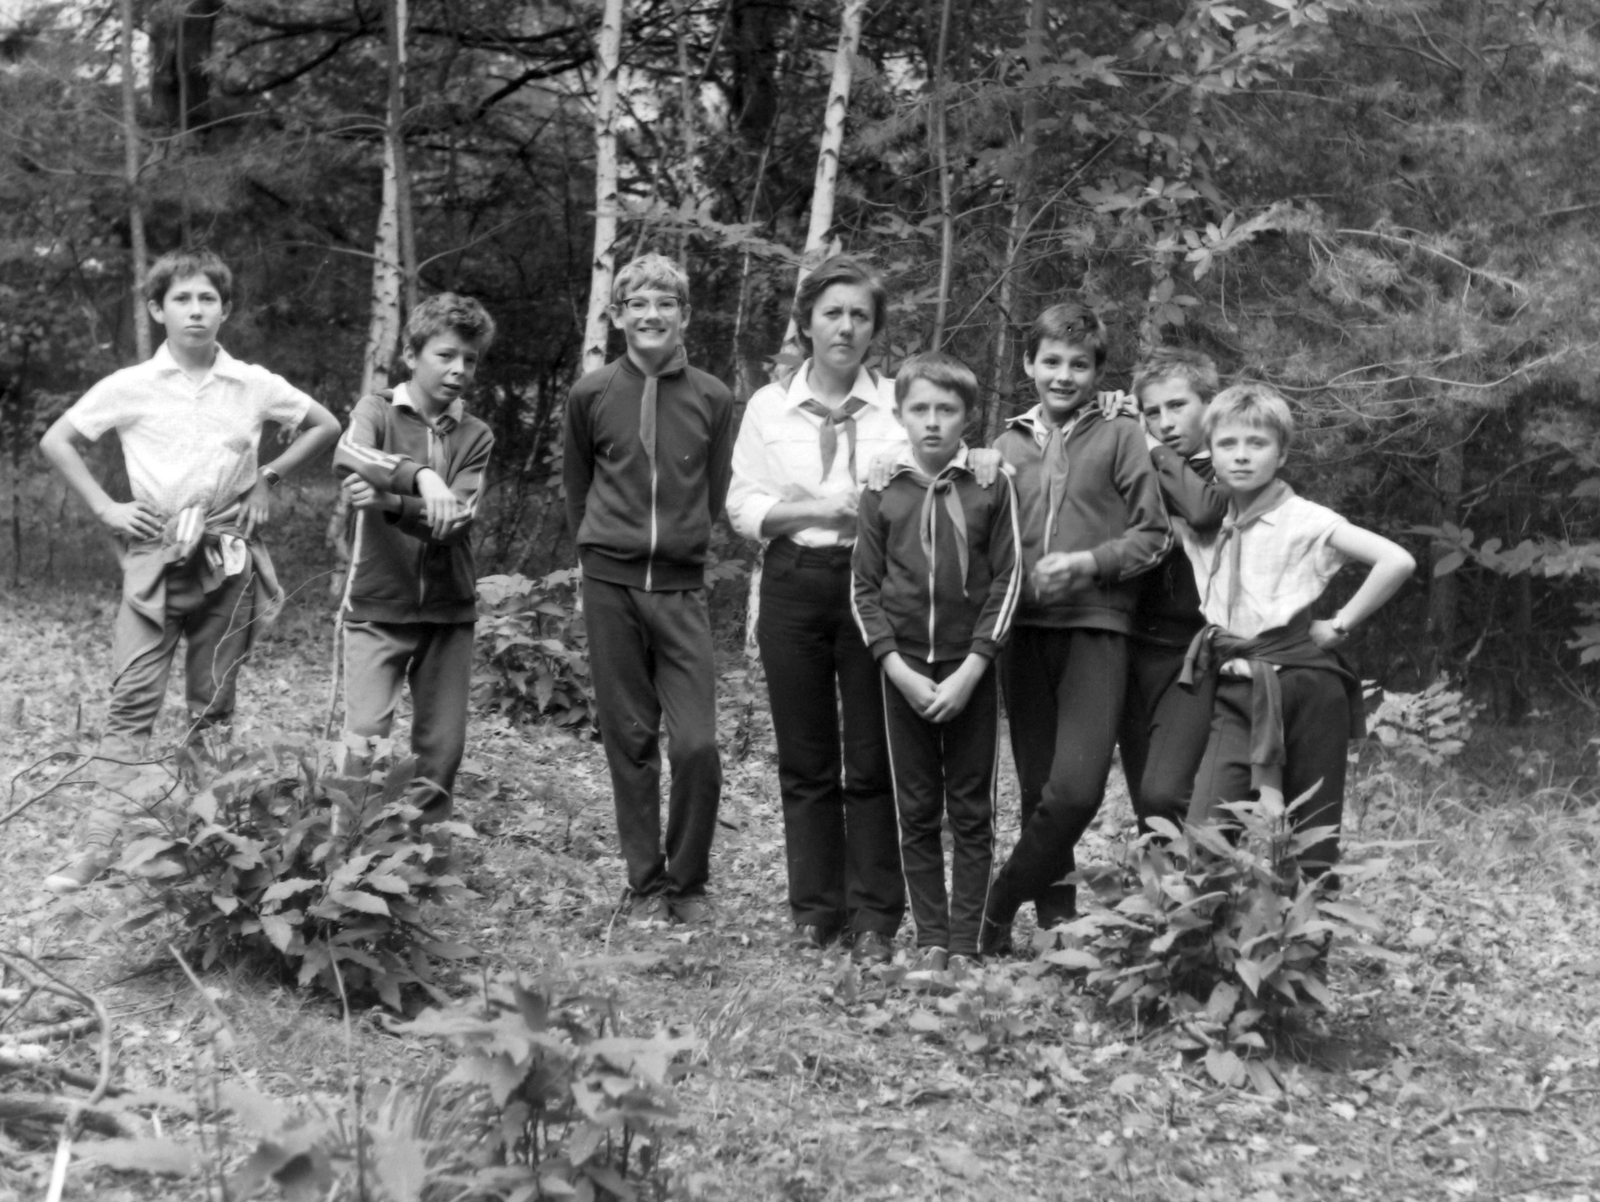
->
xmin=1118 ymin=348 xmax=1229 ymax=834
xmin=333 ymin=293 xmax=498 ymax=825
xmin=563 ymin=253 xmax=736 ymax=927
xmin=851 ymin=353 xmax=1021 ymax=968
xmin=982 ymin=302 xmax=1172 ymax=953
xmin=38 ymin=249 xmax=341 ymax=892
xmin=1178 ymin=384 xmax=1414 ymax=875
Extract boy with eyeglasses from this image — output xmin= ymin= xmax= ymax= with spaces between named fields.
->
xmin=563 ymin=253 xmax=736 ymax=927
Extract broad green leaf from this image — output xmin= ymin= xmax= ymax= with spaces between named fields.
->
xmin=328 ymin=889 xmax=391 ymax=916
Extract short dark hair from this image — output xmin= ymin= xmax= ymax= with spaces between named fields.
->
xmin=1132 ymin=346 xmax=1220 ymax=404
xmin=894 ymin=351 xmax=978 ymax=413
xmin=145 ymin=249 xmax=233 ymax=308
xmin=1026 ymin=301 xmax=1107 ymax=367
xmin=1205 ymin=382 xmax=1294 ymax=451
xmin=792 ymin=255 xmax=888 ymax=355
xmin=405 ymin=293 xmax=497 ymax=355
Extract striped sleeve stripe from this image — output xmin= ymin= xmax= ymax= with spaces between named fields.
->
xmin=990 ymin=476 xmax=1023 ymax=644
xmin=337 ymin=431 xmax=408 ymax=469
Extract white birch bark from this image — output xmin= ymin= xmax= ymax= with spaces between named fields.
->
xmin=360 ymin=139 xmax=404 ymax=398
xmin=581 ymin=0 xmax=625 ymax=376
xmin=777 ymin=0 xmax=867 ymax=359
xmin=118 ymin=0 xmax=149 ymax=361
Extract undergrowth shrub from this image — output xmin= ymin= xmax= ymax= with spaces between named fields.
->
xmin=1054 ymin=793 xmax=1397 ymax=1094
xmin=476 ymin=570 xmax=594 ymax=728
xmin=115 ymin=741 xmax=477 ymax=1011
xmin=1365 ymin=678 xmax=1477 ymax=768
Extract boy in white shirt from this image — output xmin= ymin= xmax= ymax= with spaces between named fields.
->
xmin=1176 ymin=383 xmax=1413 ymax=876
xmin=38 ymin=249 xmax=339 ymax=891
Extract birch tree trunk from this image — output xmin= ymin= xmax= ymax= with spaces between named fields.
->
xmin=386 ymin=0 xmax=418 ymax=313
xmin=777 ymin=0 xmax=867 ymax=359
xmin=581 ymin=0 xmax=625 ymax=376
xmin=117 ymin=0 xmax=149 ymax=362
xmin=671 ymin=0 xmax=699 ymax=266
xmin=928 ymin=0 xmax=955 ymax=351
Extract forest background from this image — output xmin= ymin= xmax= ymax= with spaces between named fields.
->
xmin=2 ymin=0 xmax=1600 ymax=722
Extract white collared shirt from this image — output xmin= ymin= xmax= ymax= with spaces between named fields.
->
xmin=727 ymin=361 xmax=906 ymax=546
xmin=65 ymin=341 xmax=314 ymax=516
xmin=1178 ymin=494 xmax=1349 ymax=639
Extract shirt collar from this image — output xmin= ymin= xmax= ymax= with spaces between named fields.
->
xmin=787 ymin=361 xmax=887 ymax=411
xmin=1008 ymin=402 xmax=1092 ymax=446
xmin=887 ymin=442 xmax=971 ymax=481
xmin=151 ymin=341 xmax=245 ymax=384
xmin=392 ymin=381 xmax=463 ymax=430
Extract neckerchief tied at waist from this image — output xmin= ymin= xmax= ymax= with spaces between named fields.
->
xmin=637 ymin=345 xmax=689 ymax=471
xmin=797 ymin=395 xmax=870 ymax=482
xmin=893 ymin=455 xmax=972 ymax=587
xmin=1202 ymin=478 xmax=1296 ymax=628
xmin=1178 ymin=614 xmax=1363 ymax=772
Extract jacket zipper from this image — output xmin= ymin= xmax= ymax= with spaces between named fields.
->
xmin=646 ymin=434 xmax=659 ymax=592
xmin=926 ymin=495 xmax=938 ymax=663
xmin=419 ymin=423 xmax=436 ymax=611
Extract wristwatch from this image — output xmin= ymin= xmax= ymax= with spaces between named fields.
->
xmin=259 ymin=466 xmax=283 ymax=489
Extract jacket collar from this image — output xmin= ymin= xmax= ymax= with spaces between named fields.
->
xmin=151 ymin=341 xmax=245 ymax=385
xmin=392 ymin=381 xmax=463 ymax=431
xmin=1007 ymin=402 xmax=1099 ymax=446
xmin=617 ymin=347 xmax=689 ymax=380
xmin=786 ymin=361 xmax=887 ymax=412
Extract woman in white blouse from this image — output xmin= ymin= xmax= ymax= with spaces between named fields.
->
xmin=727 ymin=255 xmax=996 ymax=963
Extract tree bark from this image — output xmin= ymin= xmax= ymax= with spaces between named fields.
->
xmin=117 ymin=0 xmax=149 ymax=362
xmin=386 ymin=0 xmax=418 ymax=313
xmin=581 ymin=0 xmax=625 ymax=377
xmin=778 ymin=0 xmax=867 ymax=360
xmin=928 ymin=0 xmax=955 ymax=351
xmin=671 ymin=0 xmax=699 ymax=266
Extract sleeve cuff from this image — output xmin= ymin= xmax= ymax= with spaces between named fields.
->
xmin=869 ymin=636 xmax=899 ymax=661
xmin=1091 ymin=544 xmax=1119 ymax=583
xmin=729 ymin=493 xmax=779 ymax=542
xmin=395 ymin=461 xmax=423 ymax=495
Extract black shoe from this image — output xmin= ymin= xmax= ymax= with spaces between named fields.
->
xmin=979 ymin=914 xmax=1014 ymax=959
xmin=670 ymin=895 xmax=714 ymax=926
xmin=629 ymin=893 xmax=670 ymax=923
xmin=851 ymin=930 xmax=894 ymax=965
xmin=789 ymin=923 xmax=839 ymax=950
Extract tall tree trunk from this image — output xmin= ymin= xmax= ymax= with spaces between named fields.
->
xmin=985 ymin=0 xmax=1045 ymax=438
xmin=928 ymin=0 xmax=955 ymax=350
xmin=386 ymin=0 xmax=418 ymax=313
xmin=671 ymin=0 xmax=699 ymax=266
xmin=778 ymin=0 xmax=867 ymax=359
xmin=117 ymin=0 xmax=149 ymax=362
xmin=581 ymin=0 xmax=625 ymax=376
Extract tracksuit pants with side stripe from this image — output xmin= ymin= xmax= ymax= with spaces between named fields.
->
xmin=882 ymin=657 xmax=999 ymax=957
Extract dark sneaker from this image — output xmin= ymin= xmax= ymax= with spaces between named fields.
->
xmin=911 ymin=947 xmax=949 ymax=973
xmin=978 ymin=915 xmax=1014 ymax=959
xmin=789 ymin=923 xmax=840 ymax=950
xmin=42 ymin=850 xmax=113 ymax=895
xmin=629 ymin=893 xmax=670 ymax=924
xmin=669 ymin=896 xmax=714 ymax=926
xmin=851 ymin=930 xmax=894 ymax=966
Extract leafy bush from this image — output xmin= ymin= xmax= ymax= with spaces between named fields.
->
xmin=1366 ymin=677 xmax=1477 ymax=767
xmin=116 ymin=741 xmax=477 ymax=1011
xmin=1052 ymin=793 xmax=1395 ymax=1093
xmin=476 ymin=570 xmax=595 ymax=728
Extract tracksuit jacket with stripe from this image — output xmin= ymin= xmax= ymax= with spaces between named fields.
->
xmin=850 ymin=449 xmax=1023 ymax=664
xmin=992 ymin=405 xmax=1172 ymax=631
xmin=562 ymin=355 xmax=736 ymax=592
xmin=333 ymin=389 xmax=493 ymax=625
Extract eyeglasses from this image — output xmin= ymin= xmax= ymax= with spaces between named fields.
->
xmin=622 ymin=297 xmax=682 ymax=315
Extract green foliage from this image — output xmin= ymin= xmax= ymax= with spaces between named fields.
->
xmin=476 ymin=570 xmax=595 ymax=728
xmin=116 ymin=741 xmax=478 ymax=1012
xmin=1367 ymin=679 xmax=1478 ymax=768
xmin=1054 ymin=795 xmax=1392 ymax=1093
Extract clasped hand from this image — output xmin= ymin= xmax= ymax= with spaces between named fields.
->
xmin=343 ymin=469 xmax=464 ymax=539
xmin=1031 ymin=550 xmax=1097 ymax=599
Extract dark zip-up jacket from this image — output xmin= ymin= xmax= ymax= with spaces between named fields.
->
xmin=563 ymin=354 xmax=736 ymax=591
xmin=1133 ymin=448 xmax=1226 ymax=648
xmin=993 ymin=405 xmax=1171 ymax=633
xmin=850 ymin=449 xmax=1022 ymax=664
xmin=333 ymin=387 xmax=492 ymax=624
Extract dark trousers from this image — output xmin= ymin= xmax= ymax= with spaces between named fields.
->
xmin=342 ymin=619 xmax=476 ymax=819
xmin=1188 ymin=668 xmax=1350 ymax=874
xmin=108 ymin=560 xmax=256 ymax=742
xmin=757 ymin=544 xmax=903 ymax=936
xmin=584 ymin=576 xmax=722 ymax=900
xmin=883 ymin=658 xmax=998 ymax=956
xmin=994 ymin=626 xmax=1127 ymax=927
xmin=1117 ymin=642 xmax=1217 ymax=835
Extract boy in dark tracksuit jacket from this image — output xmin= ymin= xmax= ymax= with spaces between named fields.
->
xmin=1117 ymin=349 xmax=1228 ymax=835
xmin=563 ymin=254 xmax=736 ymax=925
xmin=982 ymin=302 xmax=1171 ymax=953
xmin=335 ymin=294 xmax=497 ymax=823
xmin=851 ymin=354 xmax=1021 ymax=968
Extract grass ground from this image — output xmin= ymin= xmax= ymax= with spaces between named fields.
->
xmin=2 ymin=587 xmax=1599 ymax=1201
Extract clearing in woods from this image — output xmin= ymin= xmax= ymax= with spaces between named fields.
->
xmin=1 ymin=587 xmax=1598 ymax=1201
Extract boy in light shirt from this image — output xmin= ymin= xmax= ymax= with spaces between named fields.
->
xmin=1176 ymin=383 xmax=1414 ymax=876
